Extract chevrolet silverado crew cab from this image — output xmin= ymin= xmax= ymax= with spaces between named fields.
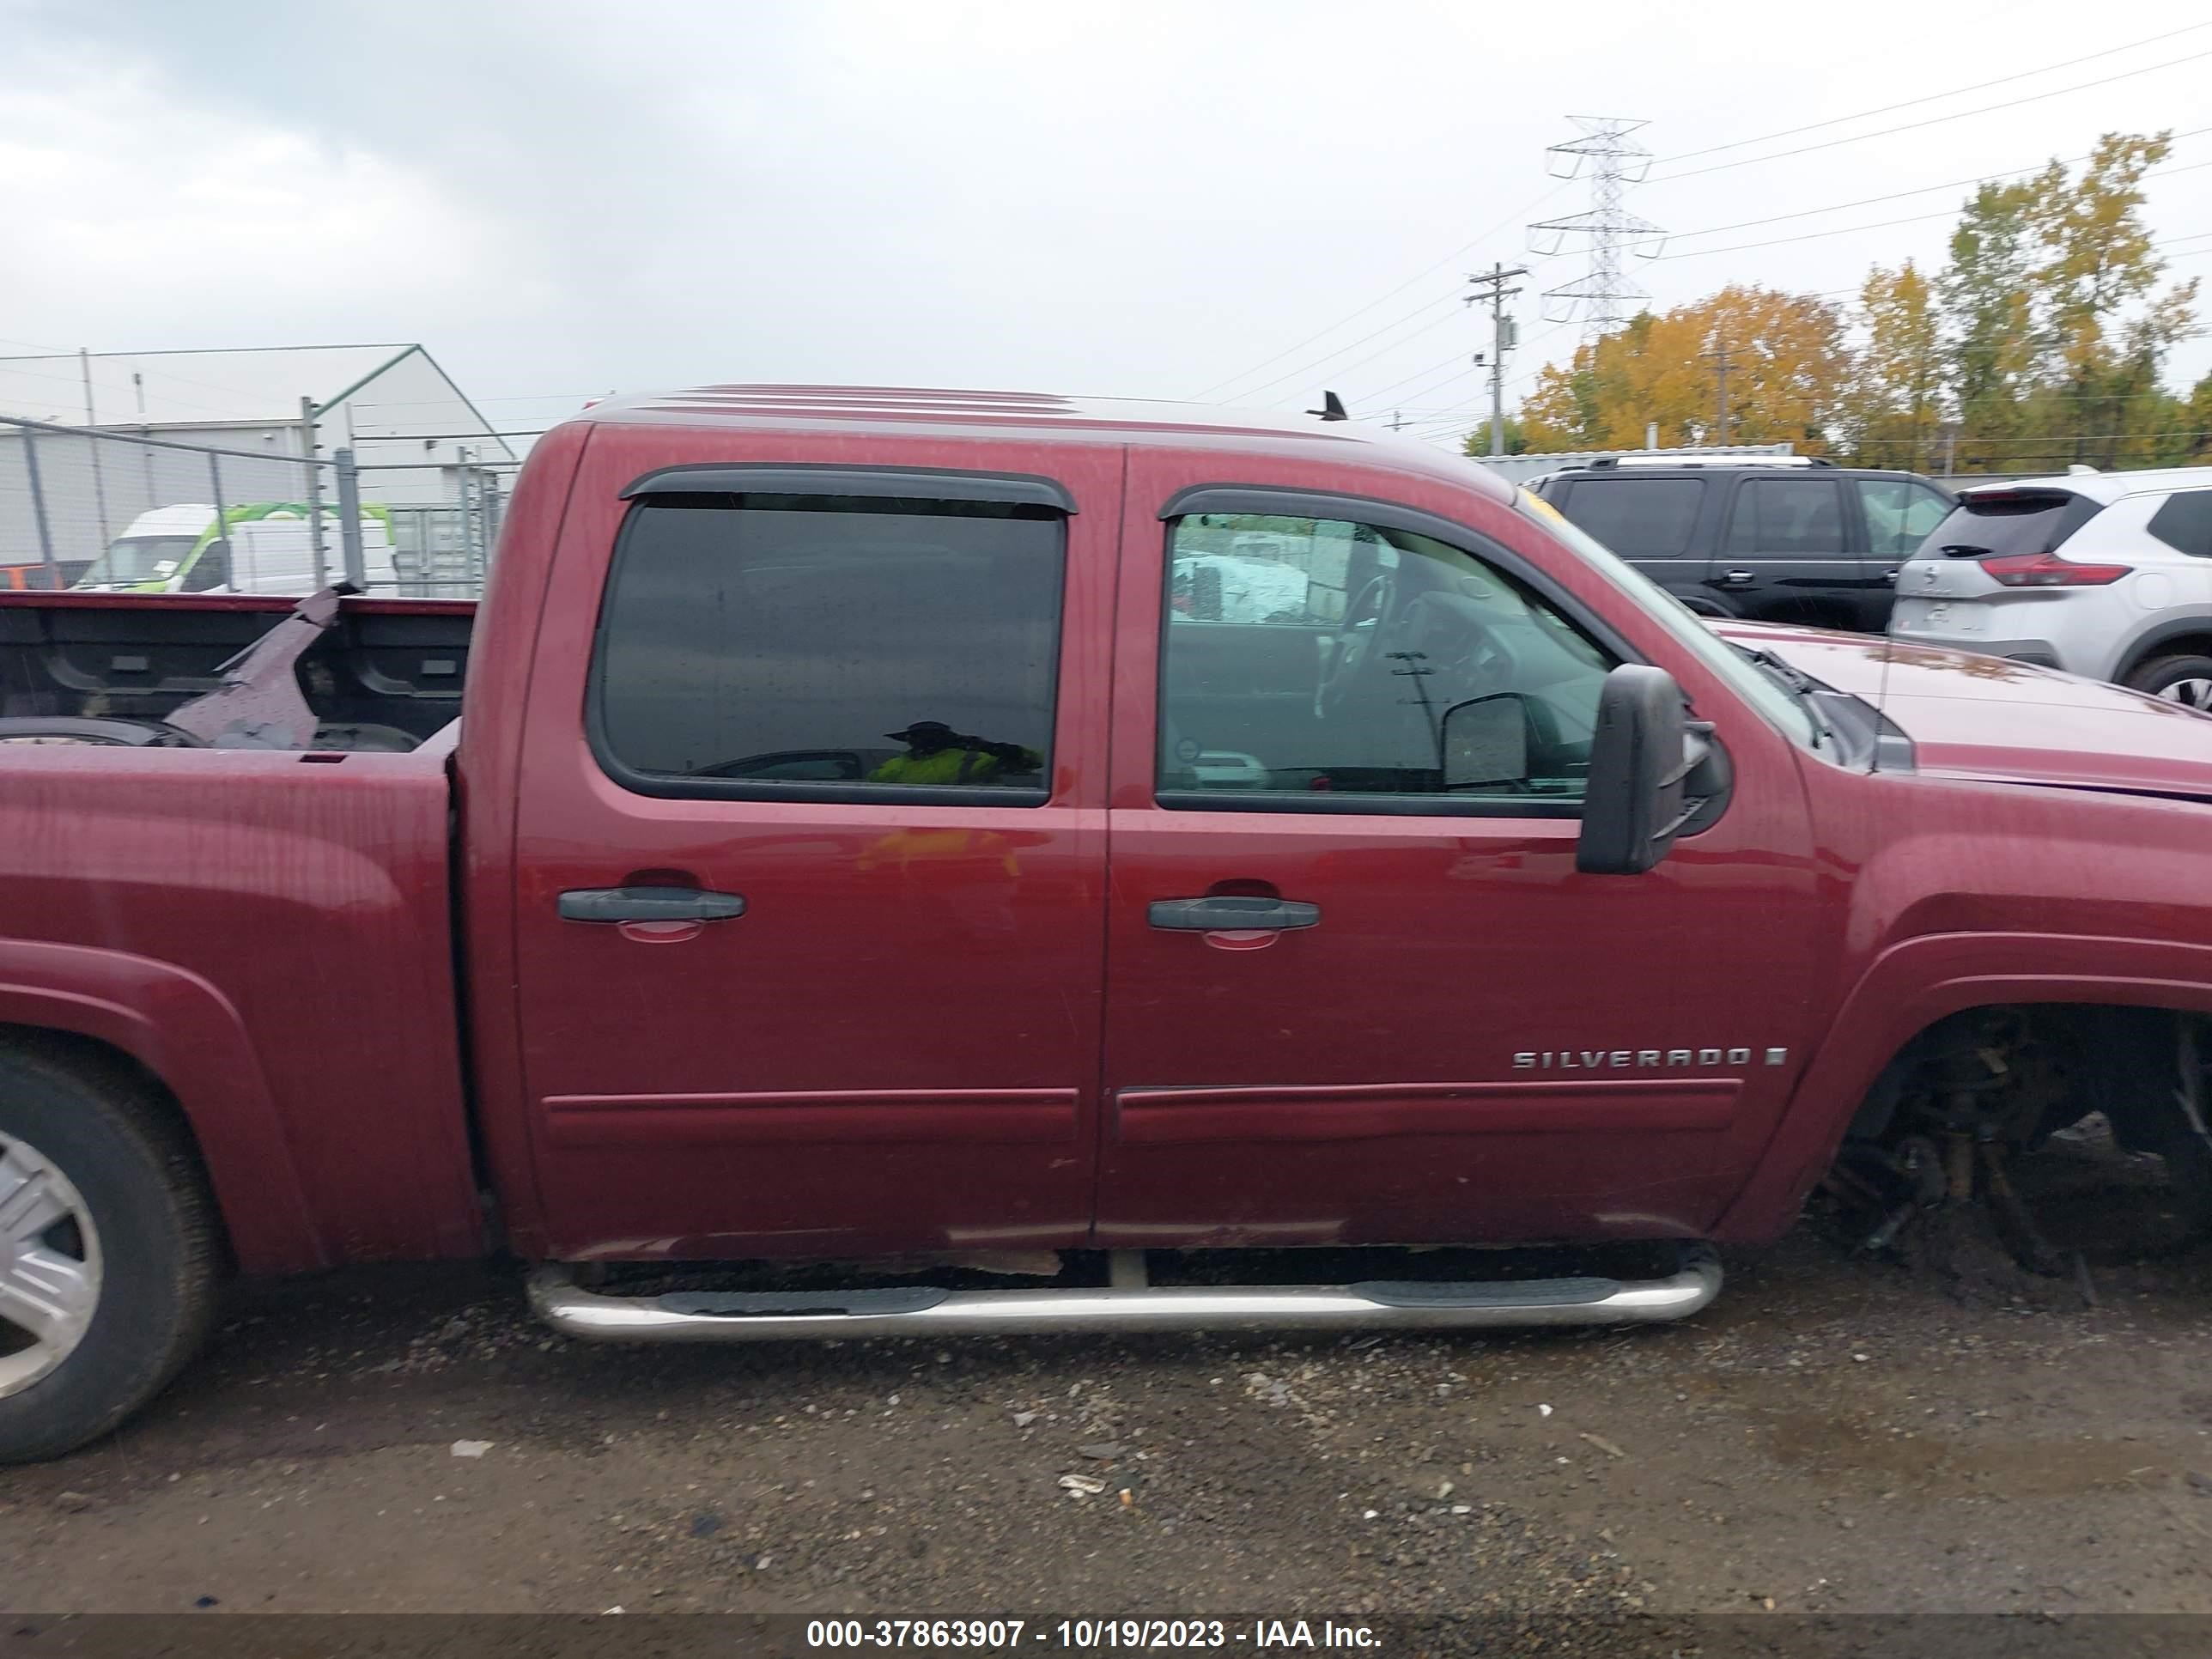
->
xmin=6 ymin=385 xmax=2212 ymax=1463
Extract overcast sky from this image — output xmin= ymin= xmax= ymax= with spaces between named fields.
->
xmin=3 ymin=0 xmax=2209 ymax=448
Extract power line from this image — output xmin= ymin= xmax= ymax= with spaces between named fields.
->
xmin=1392 ymin=319 xmax=1580 ymax=435
xmin=1656 ymin=202 xmax=2212 ymax=265
xmin=1854 ymin=428 xmax=2210 ymax=447
xmin=1646 ymin=47 xmax=2212 ymax=185
xmin=351 ymin=393 xmax=604 ymax=409
xmin=1653 ymin=21 xmax=2212 ymax=167
xmin=0 ymin=359 xmax=258 ymax=423
xmin=1193 ymin=43 xmax=2212 ymax=406
xmin=1657 ymin=205 xmax=1968 ymax=261
xmin=350 ymin=428 xmax=549 ymax=441
xmin=1218 ymin=297 xmax=1462 ymax=404
xmin=1644 ymin=134 xmax=2212 ymax=252
xmin=1352 ymin=355 xmax=1484 ymax=413
xmin=1184 ymin=179 xmax=1574 ymax=401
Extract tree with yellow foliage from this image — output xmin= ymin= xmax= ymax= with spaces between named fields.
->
xmin=1519 ymin=286 xmax=1850 ymax=454
xmin=1507 ymin=131 xmax=2198 ymax=471
xmin=1840 ymin=260 xmax=1942 ymax=471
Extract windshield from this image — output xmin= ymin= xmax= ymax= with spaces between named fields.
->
xmin=1511 ymin=489 xmax=1820 ymax=749
xmin=76 ymin=534 xmax=200 ymax=587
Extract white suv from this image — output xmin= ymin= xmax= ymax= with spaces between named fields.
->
xmin=1889 ymin=467 xmax=2212 ymax=706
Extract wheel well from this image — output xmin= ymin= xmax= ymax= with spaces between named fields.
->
xmin=0 ymin=1024 xmax=232 ymax=1267
xmin=2119 ymin=634 xmax=2212 ymax=683
xmin=1848 ymin=1002 xmax=2189 ymax=1150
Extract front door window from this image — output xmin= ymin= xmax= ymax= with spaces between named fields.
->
xmin=1158 ymin=513 xmax=1614 ymax=809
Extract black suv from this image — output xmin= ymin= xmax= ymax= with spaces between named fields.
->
xmin=1532 ymin=459 xmax=1955 ymax=633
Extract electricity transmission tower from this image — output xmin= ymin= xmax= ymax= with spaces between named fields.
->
xmin=1528 ymin=117 xmax=1663 ymax=341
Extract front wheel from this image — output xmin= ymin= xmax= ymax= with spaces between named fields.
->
xmin=0 ymin=1049 xmax=219 ymax=1463
xmin=2122 ymin=653 xmax=2212 ymax=711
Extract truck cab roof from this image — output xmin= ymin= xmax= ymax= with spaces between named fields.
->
xmin=565 ymin=384 xmax=1518 ymax=505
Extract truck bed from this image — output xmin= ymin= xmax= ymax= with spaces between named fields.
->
xmin=0 ymin=591 xmax=477 ymax=748
xmin=0 ymin=595 xmax=483 ymax=1272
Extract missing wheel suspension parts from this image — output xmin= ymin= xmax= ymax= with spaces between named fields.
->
xmin=1821 ymin=1006 xmax=2212 ymax=1272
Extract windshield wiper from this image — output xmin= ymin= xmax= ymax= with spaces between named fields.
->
xmin=1733 ymin=644 xmax=1838 ymax=749
xmin=1736 ymin=644 xmax=1814 ymax=694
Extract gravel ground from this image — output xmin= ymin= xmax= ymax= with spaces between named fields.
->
xmin=6 ymin=1144 xmax=2212 ymax=1650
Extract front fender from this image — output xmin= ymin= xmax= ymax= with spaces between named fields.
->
xmin=0 ymin=936 xmax=324 ymax=1273
xmin=1714 ymin=930 xmax=2212 ymax=1243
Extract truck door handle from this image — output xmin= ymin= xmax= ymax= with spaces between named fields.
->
xmin=1148 ymin=896 xmax=1321 ymax=931
xmin=1882 ymin=567 xmax=1899 ymax=584
xmin=1718 ymin=569 xmax=1756 ymax=587
xmin=557 ymin=887 xmax=747 ymax=923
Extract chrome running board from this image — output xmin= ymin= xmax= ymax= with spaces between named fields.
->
xmin=527 ymin=1249 xmax=1721 ymax=1342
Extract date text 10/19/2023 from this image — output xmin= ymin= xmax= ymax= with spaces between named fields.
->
xmin=805 ymin=1620 xmax=1381 ymax=1650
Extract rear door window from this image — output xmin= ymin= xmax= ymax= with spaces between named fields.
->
xmin=1723 ymin=477 xmax=1847 ymax=557
xmin=1917 ymin=489 xmax=2102 ymax=560
xmin=1855 ymin=478 xmax=1954 ymax=560
xmin=591 ymin=494 xmax=1063 ymax=799
xmin=2148 ymin=491 xmax=2212 ymax=558
xmin=1552 ymin=477 xmax=1704 ymax=559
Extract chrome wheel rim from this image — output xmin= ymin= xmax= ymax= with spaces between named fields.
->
xmin=0 ymin=1134 xmax=102 ymax=1397
xmin=2159 ymin=678 xmax=2212 ymax=711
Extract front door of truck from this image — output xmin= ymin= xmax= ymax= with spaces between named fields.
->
xmin=507 ymin=448 xmax=1115 ymax=1262
xmin=1096 ymin=454 xmax=1825 ymax=1249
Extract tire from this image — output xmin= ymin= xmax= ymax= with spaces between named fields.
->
xmin=2122 ymin=653 xmax=2212 ymax=712
xmin=0 ymin=1048 xmax=219 ymax=1463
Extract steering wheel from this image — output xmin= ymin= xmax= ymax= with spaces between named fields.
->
xmin=1315 ymin=571 xmax=1397 ymax=720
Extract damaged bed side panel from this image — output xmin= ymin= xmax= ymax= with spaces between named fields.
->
xmin=0 ymin=739 xmax=479 ymax=1271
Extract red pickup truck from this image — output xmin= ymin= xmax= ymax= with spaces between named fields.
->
xmin=6 ymin=385 xmax=2212 ymax=1463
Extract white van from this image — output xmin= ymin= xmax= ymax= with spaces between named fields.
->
xmin=73 ymin=503 xmax=398 ymax=595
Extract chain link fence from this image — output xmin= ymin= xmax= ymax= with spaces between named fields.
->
xmin=0 ymin=415 xmax=515 ymax=598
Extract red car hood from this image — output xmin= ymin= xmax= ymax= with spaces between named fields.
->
xmin=1711 ymin=621 xmax=2212 ymax=799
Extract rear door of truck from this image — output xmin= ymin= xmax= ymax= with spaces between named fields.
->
xmin=503 ymin=429 xmax=1116 ymax=1262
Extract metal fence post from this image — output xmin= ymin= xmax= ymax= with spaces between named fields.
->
xmin=456 ymin=445 xmax=475 ymax=585
xmin=333 ymin=447 xmax=367 ymax=586
xmin=21 ymin=426 xmax=61 ymax=590
xmin=206 ymin=452 xmax=230 ymax=588
xmin=301 ymin=395 xmax=327 ymax=587
xmin=80 ymin=349 xmax=112 ymax=550
xmin=481 ymin=468 xmax=504 ymax=574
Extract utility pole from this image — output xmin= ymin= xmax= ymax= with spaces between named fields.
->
xmin=1466 ymin=262 xmax=1528 ymax=457
xmin=1702 ymin=335 xmax=1732 ymax=447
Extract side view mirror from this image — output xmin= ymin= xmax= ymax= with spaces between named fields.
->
xmin=1440 ymin=692 xmax=1531 ymax=790
xmin=1577 ymin=664 xmax=1715 ymax=875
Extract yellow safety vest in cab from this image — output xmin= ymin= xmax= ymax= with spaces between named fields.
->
xmin=870 ymin=746 xmax=1033 ymax=785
